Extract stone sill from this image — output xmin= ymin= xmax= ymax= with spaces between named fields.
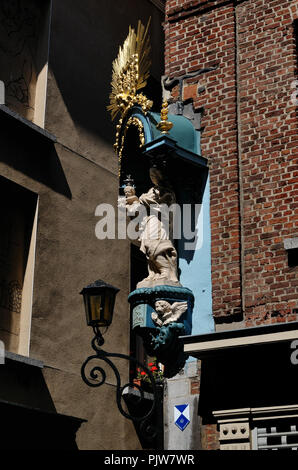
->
xmin=0 ymin=398 xmax=86 ymax=426
xmin=284 ymin=237 xmax=298 ymax=250
xmin=5 ymin=351 xmax=44 ymax=369
xmin=0 ymin=105 xmax=56 ymax=143
xmin=213 ymin=405 xmax=298 ymax=422
xmin=182 ymin=320 xmax=298 ymax=357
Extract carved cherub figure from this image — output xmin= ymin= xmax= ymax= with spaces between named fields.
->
xmin=124 ymin=184 xmax=139 ymax=205
xmin=151 ymin=300 xmax=188 ymax=327
xmin=118 ymin=184 xmax=139 ymax=209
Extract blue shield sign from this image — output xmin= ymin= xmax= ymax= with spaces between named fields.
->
xmin=174 ymin=404 xmax=190 ymax=431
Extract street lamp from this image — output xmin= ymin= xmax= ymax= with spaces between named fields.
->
xmin=80 ymin=280 xmax=119 ymax=333
xmin=80 ymin=280 xmax=158 ymax=433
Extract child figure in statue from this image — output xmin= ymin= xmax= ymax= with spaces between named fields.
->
xmin=124 ymin=184 xmax=139 ymax=206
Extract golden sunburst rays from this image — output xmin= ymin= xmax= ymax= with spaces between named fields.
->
xmin=135 ymin=19 xmax=151 ymax=91
xmin=108 ymin=18 xmax=153 ymax=122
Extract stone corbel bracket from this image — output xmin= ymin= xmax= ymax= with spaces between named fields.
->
xmin=128 ymin=285 xmax=194 ymax=378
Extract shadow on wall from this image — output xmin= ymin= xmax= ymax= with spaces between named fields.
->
xmin=48 ymin=0 xmax=164 ymax=145
xmin=0 ymin=108 xmax=72 ymax=199
xmin=198 ymin=341 xmax=298 ymax=425
xmin=0 ymin=356 xmax=84 ymax=450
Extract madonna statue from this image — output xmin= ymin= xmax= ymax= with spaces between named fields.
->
xmin=125 ymin=167 xmax=181 ymax=288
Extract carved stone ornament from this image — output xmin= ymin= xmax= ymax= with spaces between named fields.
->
xmin=151 ymin=300 xmax=188 ymax=327
xmin=128 ymin=286 xmax=194 ymax=378
xmin=213 ymin=409 xmax=251 ymax=450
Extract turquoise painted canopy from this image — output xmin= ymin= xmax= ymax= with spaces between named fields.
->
xmin=148 ymin=111 xmax=199 ymax=155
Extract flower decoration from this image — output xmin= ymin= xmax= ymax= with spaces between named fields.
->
xmin=136 ymin=359 xmax=164 ymax=385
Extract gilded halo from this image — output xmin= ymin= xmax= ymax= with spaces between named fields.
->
xmin=107 ymin=19 xmax=153 ymax=122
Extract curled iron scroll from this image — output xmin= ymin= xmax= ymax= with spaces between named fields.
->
xmin=81 ymin=335 xmax=158 ymax=424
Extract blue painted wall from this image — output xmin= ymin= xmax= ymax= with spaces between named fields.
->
xmin=178 ymin=175 xmax=215 ymax=337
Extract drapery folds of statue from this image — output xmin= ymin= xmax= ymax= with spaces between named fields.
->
xmin=124 ymin=168 xmax=181 ymax=288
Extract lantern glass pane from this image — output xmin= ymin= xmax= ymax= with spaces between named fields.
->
xmin=103 ymin=292 xmax=114 ymax=326
xmin=89 ymin=295 xmax=103 ymax=324
xmin=84 ymin=294 xmax=94 ymax=326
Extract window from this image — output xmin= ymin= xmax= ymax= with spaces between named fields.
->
xmin=0 ymin=176 xmax=38 ymax=355
xmin=284 ymin=238 xmax=298 ymax=267
xmin=0 ymin=0 xmax=51 ymax=127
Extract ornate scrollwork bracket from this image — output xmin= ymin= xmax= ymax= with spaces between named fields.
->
xmin=81 ymin=327 xmax=158 ymax=433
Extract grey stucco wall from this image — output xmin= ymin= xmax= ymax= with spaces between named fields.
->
xmin=0 ymin=118 xmax=139 ymax=448
xmin=164 ymin=361 xmax=201 ymax=450
xmin=45 ymin=0 xmax=164 ymax=174
xmin=0 ymin=0 xmax=164 ymax=450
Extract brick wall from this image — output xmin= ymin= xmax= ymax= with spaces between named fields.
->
xmin=164 ymin=0 xmax=297 ymax=450
xmin=201 ymin=423 xmax=220 ymax=450
xmin=237 ymin=0 xmax=297 ymax=327
xmin=165 ymin=0 xmax=242 ymax=321
xmin=164 ymin=0 xmax=298 ymax=325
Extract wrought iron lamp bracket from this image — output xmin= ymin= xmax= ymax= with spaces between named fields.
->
xmin=81 ymin=329 xmax=158 ymax=424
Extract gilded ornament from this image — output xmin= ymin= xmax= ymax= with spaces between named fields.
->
xmin=156 ymin=101 xmax=173 ymax=134
xmin=117 ymin=116 xmax=145 ymax=176
xmin=108 ymin=19 xmax=153 ymax=123
xmin=108 ymin=19 xmax=153 ymax=159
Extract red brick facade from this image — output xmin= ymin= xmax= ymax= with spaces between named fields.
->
xmin=164 ymin=0 xmax=297 ymax=450
xmin=164 ymin=0 xmax=297 ymax=325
